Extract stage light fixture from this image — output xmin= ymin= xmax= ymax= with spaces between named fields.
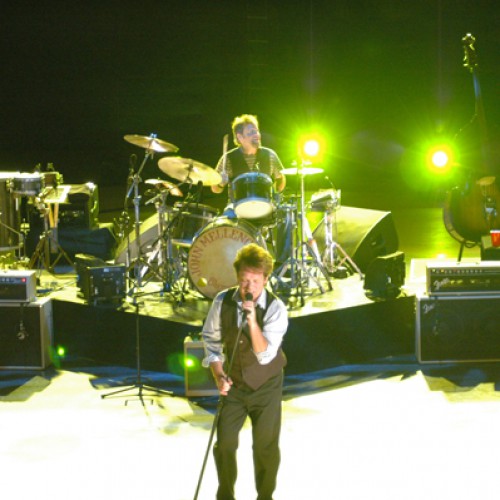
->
xmin=297 ymin=133 xmax=327 ymax=162
xmin=425 ymin=143 xmax=456 ymax=176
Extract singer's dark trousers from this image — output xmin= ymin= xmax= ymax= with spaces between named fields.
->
xmin=214 ymin=371 xmax=283 ymax=500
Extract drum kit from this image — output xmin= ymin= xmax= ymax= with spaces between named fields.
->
xmin=119 ymin=134 xmax=358 ymax=305
xmin=0 ymin=168 xmax=72 ymax=270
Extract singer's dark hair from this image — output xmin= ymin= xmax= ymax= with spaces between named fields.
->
xmin=231 ymin=114 xmax=259 ymax=146
xmin=233 ymin=243 xmax=273 ymax=278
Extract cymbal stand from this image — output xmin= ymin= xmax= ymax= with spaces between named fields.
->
xmin=321 ymin=209 xmax=363 ymax=278
xmin=102 ymin=137 xmax=172 ymax=404
xmin=274 ymin=164 xmax=332 ymax=305
xmin=123 ymin=141 xmax=161 ymax=293
xmin=142 ymin=191 xmax=185 ymax=296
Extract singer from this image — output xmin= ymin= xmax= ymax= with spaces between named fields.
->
xmin=202 ymin=243 xmax=288 ymax=500
xmin=211 ymin=114 xmax=286 ymax=216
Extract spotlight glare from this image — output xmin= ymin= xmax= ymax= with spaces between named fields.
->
xmin=432 ymin=150 xmax=449 ymax=168
xmin=303 ymin=139 xmax=320 ymax=158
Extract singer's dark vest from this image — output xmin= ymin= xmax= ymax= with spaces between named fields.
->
xmin=227 ymin=147 xmax=272 ymax=179
xmin=221 ymin=288 xmax=286 ymax=390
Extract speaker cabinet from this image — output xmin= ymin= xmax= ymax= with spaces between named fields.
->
xmin=0 ymin=297 xmax=53 ymax=369
xmin=312 ymin=206 xmax=399 ymax=272
xmin=416 ymin=295 xmax=500 ymax=363
xmin=58 ymin=183 xmax=99 ymax=229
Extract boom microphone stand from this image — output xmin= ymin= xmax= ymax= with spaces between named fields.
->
xmin=193 ymin=295 xmax=251 ymax=500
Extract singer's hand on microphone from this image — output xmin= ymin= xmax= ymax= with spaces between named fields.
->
xmin=242 ymin=292 xmax=256 ymax=322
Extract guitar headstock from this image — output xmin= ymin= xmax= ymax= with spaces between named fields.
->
xmin=462 ymin=33 xmax=478 ymax=73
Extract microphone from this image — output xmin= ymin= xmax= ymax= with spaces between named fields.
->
xmin=325 ymin=175 xmax=335 ymax=189
xmin=242 ymin=292 xmax=253 ymax=317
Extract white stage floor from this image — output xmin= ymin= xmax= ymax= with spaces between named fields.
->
xmin=2 ymin=366 xmax=500 ymax=500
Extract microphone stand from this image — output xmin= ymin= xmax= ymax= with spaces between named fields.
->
xmin=193 ymin=301 xmax=249 ymax=500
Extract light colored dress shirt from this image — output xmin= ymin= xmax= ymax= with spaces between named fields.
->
xmin=202 ymin=287 xmax=288 ymax=367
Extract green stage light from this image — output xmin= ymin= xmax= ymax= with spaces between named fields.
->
xmin=297 ymin=133 xmax=327 ymax=163
xmin=56 ymin=345 xmax=66 ymax=358
xmin=425 ymin=144 xmax=456 ymax=175
xmin=184 ymin=354 xmax=201 ymax=371
xmin=303 ymin=139 xmax=320 ymax=157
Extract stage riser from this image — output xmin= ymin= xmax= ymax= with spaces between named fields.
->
xmin=53 ymin=295 xmax=416 ymax=375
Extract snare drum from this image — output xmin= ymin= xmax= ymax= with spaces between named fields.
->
xmin=171 ymin=202 xmax=218 ymax=247
xmin=188 ymin=216 xmax=266 ymax=298
xmin=232 ymin=172 xmax=274 ymax=219
xmin=10 ymin=172 xmax=44 ymax=197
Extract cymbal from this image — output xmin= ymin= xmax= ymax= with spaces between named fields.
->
xmin=124 ymin=134 xmax=179 ymax=153
xmin=282 ymin=166 xmax=324 ymax=176
xmin=145 ymin=178 xmax=183 ymax=197
xmin=158 ymin=157 xmax=222 ymax=186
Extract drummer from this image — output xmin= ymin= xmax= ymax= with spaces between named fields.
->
xmin=211 ymin=114 xmax=286 ymax=217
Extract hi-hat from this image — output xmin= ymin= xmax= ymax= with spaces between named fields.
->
xmin=145 ymin=178 xmax=183 ymax=197
xmin=282 ymin=166 xmax=324 ymax=176
xmin=124 ymin=134 xmax=179 ymax=153
xmin=158 ymin=157 xmax=222 ymax=186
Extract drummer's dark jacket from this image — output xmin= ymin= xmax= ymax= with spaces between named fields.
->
xmin=221 ymin=287 xmax=286 ymax=391
xmin=227 ymin=147 xmax=272 ymax=179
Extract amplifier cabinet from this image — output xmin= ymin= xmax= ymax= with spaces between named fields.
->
xmin=416 ymin=295 xmax=500 ymax=363
xmin=184 ymin=337 xmax=217 ymax=397
xmin=0 ymin=297 xmax=53 ymax=369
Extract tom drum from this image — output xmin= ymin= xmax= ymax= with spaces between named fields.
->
xmin=232 ymin=172 xmax=274 ymax=219
xmin=10 ymin=172 xmax=44 ymax=197
xmin=171 ymin=202 xmax=218 ymax=247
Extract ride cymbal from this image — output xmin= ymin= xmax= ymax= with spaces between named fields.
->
xmin=158 ymin=156 xmax=222 ymax=186
xmin=124 ymin=134 xmax=179 ymax=153
xmin=145 ymin=178 xmax=183 ymax=197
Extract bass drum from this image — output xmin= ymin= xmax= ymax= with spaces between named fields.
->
xmin=188 ymin=217 xmax=266 ymax=299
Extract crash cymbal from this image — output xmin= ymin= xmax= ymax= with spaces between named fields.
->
xmin=158 ymin=157 xmax=222 ymax=186
xmin=145 ymin=178 xmax=183 ymax=197
xmin=124 ymin=134 xmax=179 ymax=153
xmin=282 ymin=166 xmax=324 ymax=176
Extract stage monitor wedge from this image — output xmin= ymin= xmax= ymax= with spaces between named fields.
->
xmin=312 ymin=206 xmax=399 ymax=273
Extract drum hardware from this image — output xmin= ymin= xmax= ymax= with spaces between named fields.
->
xmin=309 ymin=187 xmax=363 ymax=279
xmin=274 ymin=162 xmax=332 ymax=306
xmin=319 ymin=209 xmax=363 ymax=279
xmin=28 ymin=185 xmax=74 ymax=272
xmin=142 ymin=190 xmax=187 ymax=294
xmin=121 ymin=133 xmax=178 ymax=293
xmin=158 ymin=156 xmax=222 ymax=186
